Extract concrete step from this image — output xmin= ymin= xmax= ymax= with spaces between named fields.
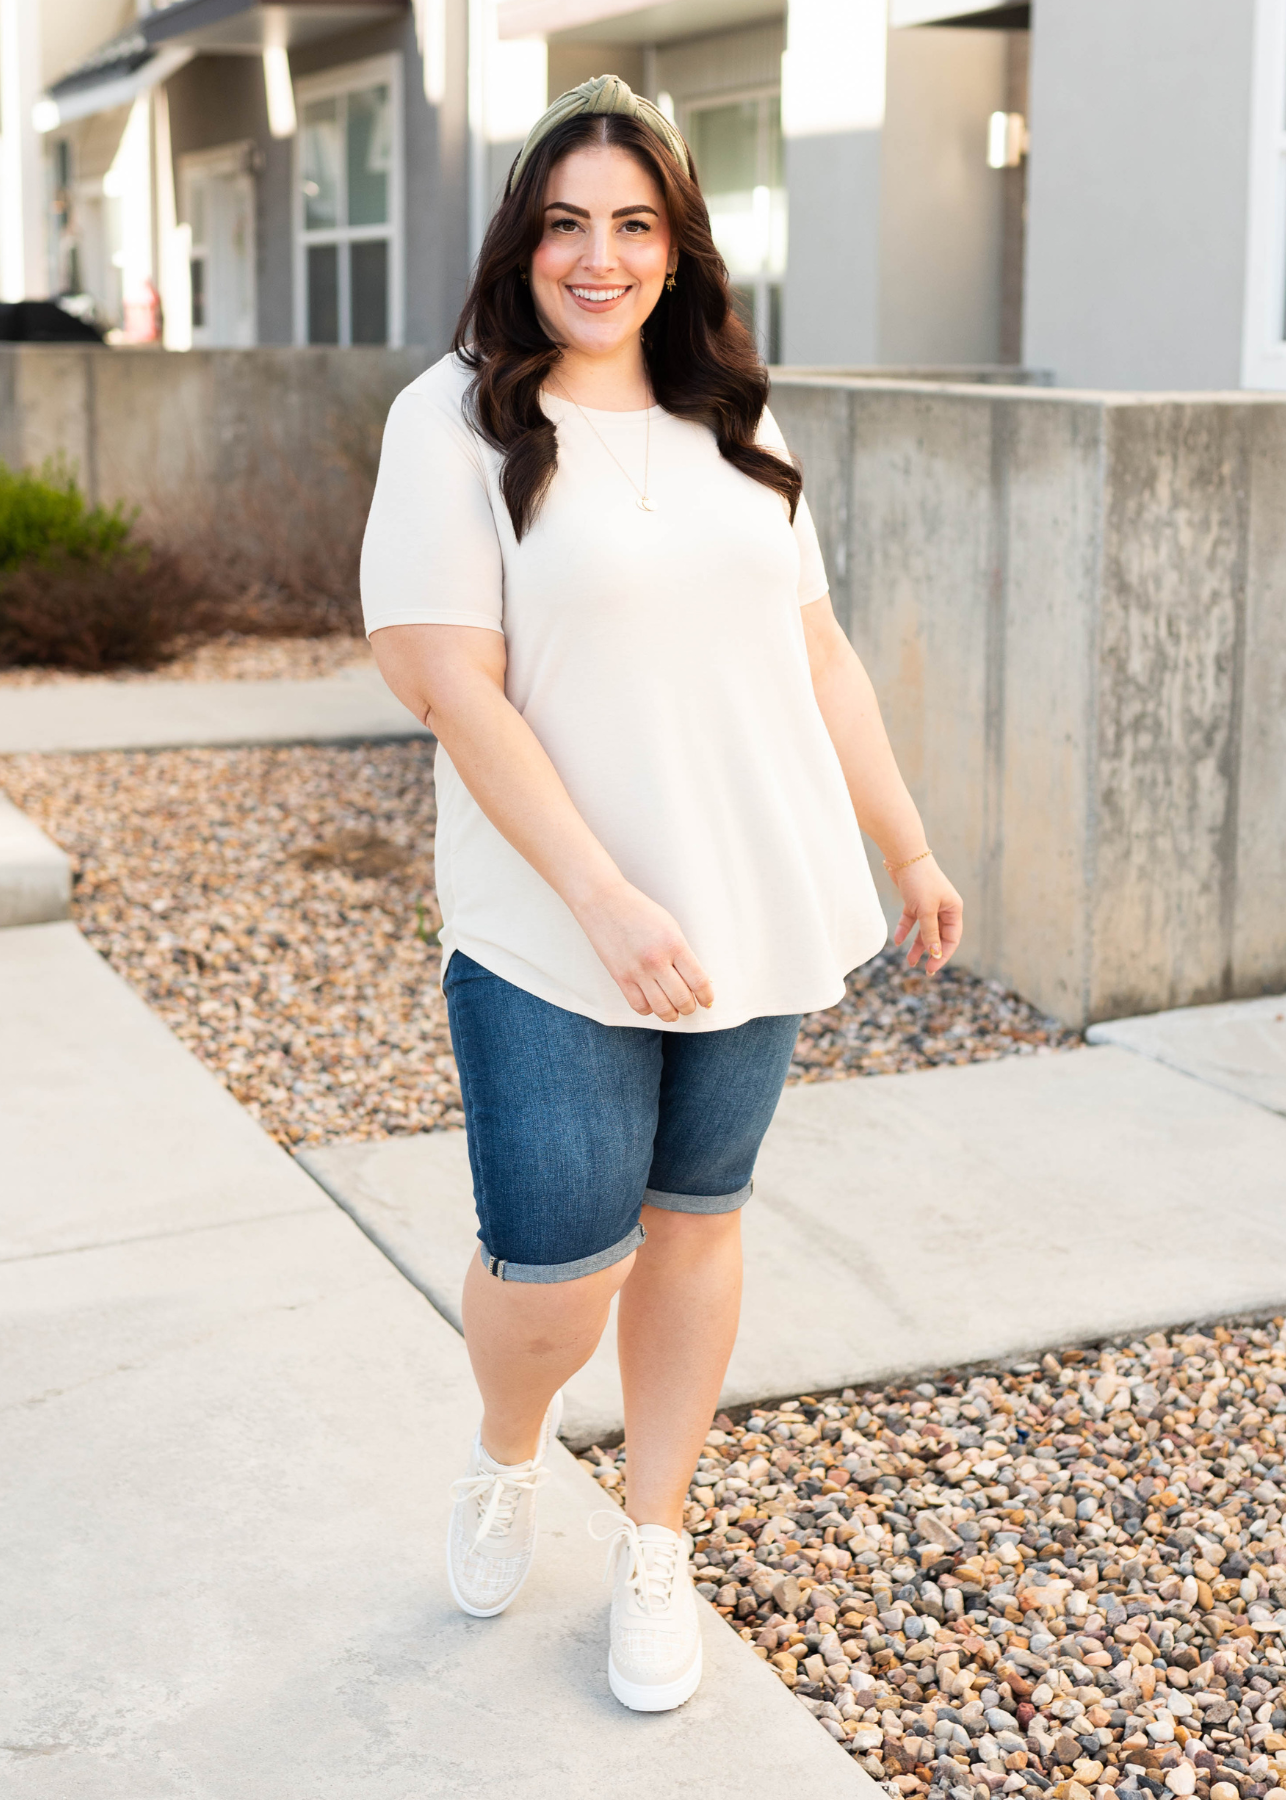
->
xmin=1088 ymin=992 xmax=1286 ymax=1117
xmin=305 ymin=1042 xmax=1286 ymax=1449
xmin=0 ymin=922 xmax=867 ymax=1798
xmin=0 ymin=795 xmax=70 ymax=928
xmin=0 ymin=666 xmax=429 ymax=754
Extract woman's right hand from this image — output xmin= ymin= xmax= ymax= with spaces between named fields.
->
xmin=573 ymin=879 xmax=714 ymax=1022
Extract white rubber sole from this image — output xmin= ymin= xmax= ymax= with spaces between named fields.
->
xmin=445 ymin=1389 xmax=564 ymax=1620
xmin=607 ymin=1637 xmax=703 ymax=1713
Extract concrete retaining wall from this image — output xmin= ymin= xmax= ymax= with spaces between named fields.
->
xmin=771 ymin=376 xmax=1286 ymax=1027
xmin=0 ymin=344 xmax=430 ymax=522
xmin=3 ymin=348 xmax=1281 ymax=1027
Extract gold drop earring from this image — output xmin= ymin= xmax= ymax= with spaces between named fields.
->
xmin=665 ymin=270 xmax=677 ymax=291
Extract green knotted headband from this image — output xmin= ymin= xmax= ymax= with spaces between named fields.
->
xmin=508 ymin=73 xmax=692 ymax=190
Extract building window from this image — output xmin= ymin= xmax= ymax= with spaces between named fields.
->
xmin=295 ymin=56 xmax=403 ymax=347
xmin=682 ymin=89 xmax=786 ymax=363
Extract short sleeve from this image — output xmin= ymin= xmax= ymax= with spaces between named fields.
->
xmin=360 ymin=381 xmax=505 ymax=637
xmin=757 ymin=404 xmax=831 ymax=607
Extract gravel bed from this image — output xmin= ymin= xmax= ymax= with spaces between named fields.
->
xmin=3 ymin=742 xmax=1077 ymax=1148
xmin=584 ymin=1320 xmax=1286 ymax=1800
xmin=0 ymin=633 xmax=373 ymax=687
xmin=2 ymin=743 xmax=457 ymax=1146
xmin=790 ymin=949 xmax=1080 ymax=1082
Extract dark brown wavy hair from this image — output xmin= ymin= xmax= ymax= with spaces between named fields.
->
xmin=452 ymin=110 xmax=801 ymax=540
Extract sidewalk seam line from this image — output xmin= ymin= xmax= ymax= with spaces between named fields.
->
xmin=0 ymin=1202 xmax=326 ymax=1265
xmin=296 ymin=1153 xmax=466 ymax=1335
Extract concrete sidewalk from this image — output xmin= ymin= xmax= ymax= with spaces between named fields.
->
xmin=0 ymin=922 xmax=865 ymax=1798
xmin=306 ymin=1024 xmax=1286 ymax=1450
xmin=1089 ymin=992 xmax=1286 ymax=1117
xmin=0 ymin=665 xmax=429 ymax=754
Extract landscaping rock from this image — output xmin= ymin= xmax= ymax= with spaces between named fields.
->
xmin=583 ymin=1319 xmax=1286 ymax=1799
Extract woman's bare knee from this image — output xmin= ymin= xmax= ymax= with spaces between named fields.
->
xmin=636 ymin=1205 xmax=741 ymax=1259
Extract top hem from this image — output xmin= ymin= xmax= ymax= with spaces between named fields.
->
xmin=367 ymin=610 xmax=504 ymax=638
xmin=439 ymin=925 xmax=889 ymax=1031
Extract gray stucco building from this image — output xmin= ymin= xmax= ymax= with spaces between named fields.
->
xmin=10 ymin=0 xmax=1286 ymax=389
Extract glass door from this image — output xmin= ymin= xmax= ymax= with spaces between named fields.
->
xmin=683 ymin=90 xmax=786 ymax=363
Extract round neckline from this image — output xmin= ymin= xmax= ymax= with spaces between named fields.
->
xmin=541 ymin=388 xmax=662 ymax=420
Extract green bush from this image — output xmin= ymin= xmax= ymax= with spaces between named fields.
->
xmin=0 ymin=460 xmax=206 ymax=672
xmin=0 ymin=459 xmax=134 ymax=573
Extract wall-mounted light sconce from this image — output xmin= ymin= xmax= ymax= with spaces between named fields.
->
xmin=987 ymin=110 xmax=1028 ymax=169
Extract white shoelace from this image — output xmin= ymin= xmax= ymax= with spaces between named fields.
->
xmin=589 ymin=1511 xmax=681 ymax=1615
xmin=452 ymin=1462 xmax=549 ymax=1550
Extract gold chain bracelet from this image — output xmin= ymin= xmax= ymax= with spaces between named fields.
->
xmin=883 ymin=847 xmax=933 ymax=876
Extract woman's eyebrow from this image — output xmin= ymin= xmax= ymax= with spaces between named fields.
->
xmin=542 ymin=203 xmax=659 ymax=219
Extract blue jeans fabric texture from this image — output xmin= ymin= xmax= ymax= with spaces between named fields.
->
xmin=443 ymin=951 xmax=801 ymax=1284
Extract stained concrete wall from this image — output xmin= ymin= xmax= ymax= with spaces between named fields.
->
xmin=1023 ymin=0 xmax=1258 ymax=389
xmin=3 ymin=347 xmax=1281 ymax=1027
xmin=770 ymin=376 xmax=1286 ymax=1026
xmin=0 ymin=344 xmax=429 ymax=520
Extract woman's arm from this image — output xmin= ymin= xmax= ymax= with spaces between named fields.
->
xmin=801 ymin=594 xmax=963 ymax=974
xmin=370 ymin=622 xmax=713 ymax=1021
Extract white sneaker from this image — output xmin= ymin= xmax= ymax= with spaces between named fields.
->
xmin=590 ymin=1511 xmax=703 ymax=1712
xmin=446 ymin=1391 xmax=563 ymax=1618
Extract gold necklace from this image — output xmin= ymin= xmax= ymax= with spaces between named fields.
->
xmin=551 ymin=381 xmax=656 ymax=512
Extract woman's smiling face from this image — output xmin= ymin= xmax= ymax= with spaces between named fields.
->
xmin=529 ymin=143 xmax=675 ymax=362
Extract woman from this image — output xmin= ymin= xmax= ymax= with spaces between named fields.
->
xmin=361 ymin=75 xmax=962 ymax=1713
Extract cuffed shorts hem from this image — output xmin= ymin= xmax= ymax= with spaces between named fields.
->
xmin=477 ymin=1222 xmax=645 ymax=1285
xmin=642 ymin=1179 xmax=753 ymax=1215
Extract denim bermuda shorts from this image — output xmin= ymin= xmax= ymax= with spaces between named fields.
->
xmin=443 ymin=951 xmax=801 ymax=1284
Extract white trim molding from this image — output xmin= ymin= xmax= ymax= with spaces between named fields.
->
xmin=1243 ymin=0 xmax=1286 ymax=389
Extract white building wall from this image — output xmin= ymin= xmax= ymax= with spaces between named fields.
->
xmin=878 ymin=25 xmax=1007 ymax=366
xmin=0 ymin=0 xmax=49 ymax=299
xmin=780 ymin=0 xmax=885 ymax=365
xmin=1023 ymin=0 xmax=1258 ymax=390
xmin=782 ymin=3 xmax=1011 ymax=368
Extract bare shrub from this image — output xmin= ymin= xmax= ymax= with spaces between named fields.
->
xmin=0 ymin=546 xmax=206 ymax=672
xmin=0 ymin=387 xmax=388 ymax=672
xmin=152 ymin=396 xmax=384 ymax=641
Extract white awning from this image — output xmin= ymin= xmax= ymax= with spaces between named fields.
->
xmin=35 ymin=47 xmax=195 ymax=132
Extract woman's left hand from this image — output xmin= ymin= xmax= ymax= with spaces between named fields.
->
xmin=891 ymin=856 xmax=963 ymax=976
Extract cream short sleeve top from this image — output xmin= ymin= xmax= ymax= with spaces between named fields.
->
xmin=360 ymin=354 xmax=887 ymax=1030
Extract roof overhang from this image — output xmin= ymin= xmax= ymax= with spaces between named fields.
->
xmin=498 ymin=0 xmax=781 ymax=44
xmin=37 ymin=45 xmax=196 ymax=131
xmin=888 ymin=0 xmax=1028 ymax=25
xmin=38 ymin=0 xmax=406 ymax=132
xmin=142 ymin=0 xmax=406 ymax=56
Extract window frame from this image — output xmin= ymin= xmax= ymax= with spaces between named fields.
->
xmin=293 ymin=52 xmax=405 ymax=348
xmin=679 ymin=83 xmax=785 ymax=363
xmin=1243 ymin=0 xmax=1286 ymax=389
